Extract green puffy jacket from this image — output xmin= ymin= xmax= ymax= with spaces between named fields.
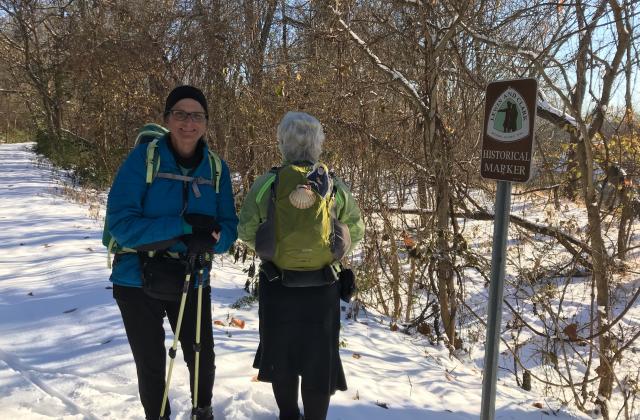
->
xmin=238 ymin=168 xmax=364 ymax=257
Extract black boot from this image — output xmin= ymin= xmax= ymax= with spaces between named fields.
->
xmin=192 ymin=406 xmax=214 ymax=420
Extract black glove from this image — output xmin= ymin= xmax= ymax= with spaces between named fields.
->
xmin=183 ymin=230 xmax=217 ymax=257
xmin=339 ymin=268 xmax=356 ymax=303
xmin=184 ymin=213 xmax=222 ymax=233
xmin=183 ymin=213 xmax=221 ymax=257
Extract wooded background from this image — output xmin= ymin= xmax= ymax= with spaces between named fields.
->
xmin=0 ymin=1 xmax=638 ymax=418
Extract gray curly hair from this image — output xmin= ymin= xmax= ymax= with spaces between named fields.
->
xmin=277 ymin=111 xmax=325 ymax=163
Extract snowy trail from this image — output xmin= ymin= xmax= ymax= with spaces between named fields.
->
xmin=0 ymin=348 xmax=100 ymax=420
xmin=0 ymin=143 xmax=589 ymax=419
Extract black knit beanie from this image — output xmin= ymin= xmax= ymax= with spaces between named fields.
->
xmin=164 ymin=85 xmax=208 ymax=118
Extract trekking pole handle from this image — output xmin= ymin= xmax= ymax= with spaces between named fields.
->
xmin=186 ymin=254 xmax=197 ymax=275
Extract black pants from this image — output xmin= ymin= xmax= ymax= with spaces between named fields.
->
xmin=272 ymin=373 xmax=331 ymax=420
xmin=115 ymin=284 xmax=215 ymax=420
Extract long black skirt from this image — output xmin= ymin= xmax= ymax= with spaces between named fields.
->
xmin=253 ymin=272 xmax=347 ymax=395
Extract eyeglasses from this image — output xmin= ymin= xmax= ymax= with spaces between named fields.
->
xmin=168 ymin=109 xmax=208 ymax=122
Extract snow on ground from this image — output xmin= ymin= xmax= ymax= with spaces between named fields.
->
xmin=0 ymin=142 xmax=590 ymax=419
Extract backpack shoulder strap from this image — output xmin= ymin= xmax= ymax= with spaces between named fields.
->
xmin=106 ymin=237 xmax=116 ymax=269
xmin=145 ymin=139 xmax=161 ymax=184
xmin=329 ymin=172 xmax=344 ymax=208
xmin=207 ymin=150 xmax=222 ymax=193
xmin=255 ymin=167 xmax=280 ymax=205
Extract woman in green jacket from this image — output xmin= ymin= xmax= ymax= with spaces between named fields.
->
xmin=238 ymin=111 xmax=364 ymax=420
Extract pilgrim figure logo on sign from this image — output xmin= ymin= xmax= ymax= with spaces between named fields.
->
xmin=487 ymin=87 xmax=530 ymax=142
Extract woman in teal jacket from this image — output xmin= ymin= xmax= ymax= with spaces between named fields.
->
xmin=107 ymin=85 xmax=238 ymax=420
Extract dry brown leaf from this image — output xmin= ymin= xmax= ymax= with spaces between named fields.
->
xmin=214 ymin=320 xmax=226 ymax=327
xmin=417 ymin=323 xmax=431 ymax=336
xmin=352 ymin=353 xmax=362 ymax=359
xmin=230 ymin=318 xmax=245 ymax=329
xmin=533 ymin=402 xmax=543 ymax=409
xmin=401 ymin=231 xmax=416 ymax=248
xmin=563 ymin=323 xmax=579 ymax=341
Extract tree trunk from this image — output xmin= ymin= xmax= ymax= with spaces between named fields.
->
xmin=405 ymin=258 xmax=415 ymax=323
xmin=427 ymin=101 xmax=457 ymax=348
xmin=616 ymin=186 xmax=633 ymax=259
xmin=383 ymin=219 xmax=402 ymax=322
xmin=576 ymin=137 xmax=613 ymax=419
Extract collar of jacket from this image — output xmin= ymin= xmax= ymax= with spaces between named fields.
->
xmin=282 ymin=159 xmax=315 ymax=166
xmin=165 ymin=135 xmax=206 ymax=170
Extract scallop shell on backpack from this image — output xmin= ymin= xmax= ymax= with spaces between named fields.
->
xmin=289 ymin=185 xmax=316 ymax=209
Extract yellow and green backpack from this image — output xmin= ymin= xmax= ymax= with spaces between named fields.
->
xmin=254 ymin=163 xmax=351 ymax=271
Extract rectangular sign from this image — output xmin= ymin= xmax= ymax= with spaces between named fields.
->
xmin=481 ymin=78 xmax=537 ymax=183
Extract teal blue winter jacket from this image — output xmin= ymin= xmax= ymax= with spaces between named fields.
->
xmin=107 ymin=135 xmax=238 ymax=287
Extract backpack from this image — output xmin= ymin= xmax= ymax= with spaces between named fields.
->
xmin=102 ymin=123 xmax=222 ymax=267
xmin=254 ymin=162 xmax=351 ymax=271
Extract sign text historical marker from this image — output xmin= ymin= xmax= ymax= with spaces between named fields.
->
xmin=481 ymin=78 xmax=537 ymax=183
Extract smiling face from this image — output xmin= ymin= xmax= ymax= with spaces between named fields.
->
xmin=165 ymin=98 xmax=207 ymax=158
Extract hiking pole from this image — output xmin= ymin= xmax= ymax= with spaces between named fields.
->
xmin=160 ymin=254 xmax=196 ymax=419
xmin=192 ymin=254 xmax=206 ymax=420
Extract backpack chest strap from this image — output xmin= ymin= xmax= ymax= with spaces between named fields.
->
xmin=155 ymin=172 xmax=216 ymax=198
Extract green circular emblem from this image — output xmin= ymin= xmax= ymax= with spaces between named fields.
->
xmin=487 ymin=88 xmax=530 ymax=142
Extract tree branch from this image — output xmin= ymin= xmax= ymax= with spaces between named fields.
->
xmin=330 ymin=6 xmax=429 ymax=115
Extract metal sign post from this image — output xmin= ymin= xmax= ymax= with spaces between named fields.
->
xmin=480 ymin=180 xmax=511 ymax=420
xmin=480 ymin=78 xmax=537 ymax=420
